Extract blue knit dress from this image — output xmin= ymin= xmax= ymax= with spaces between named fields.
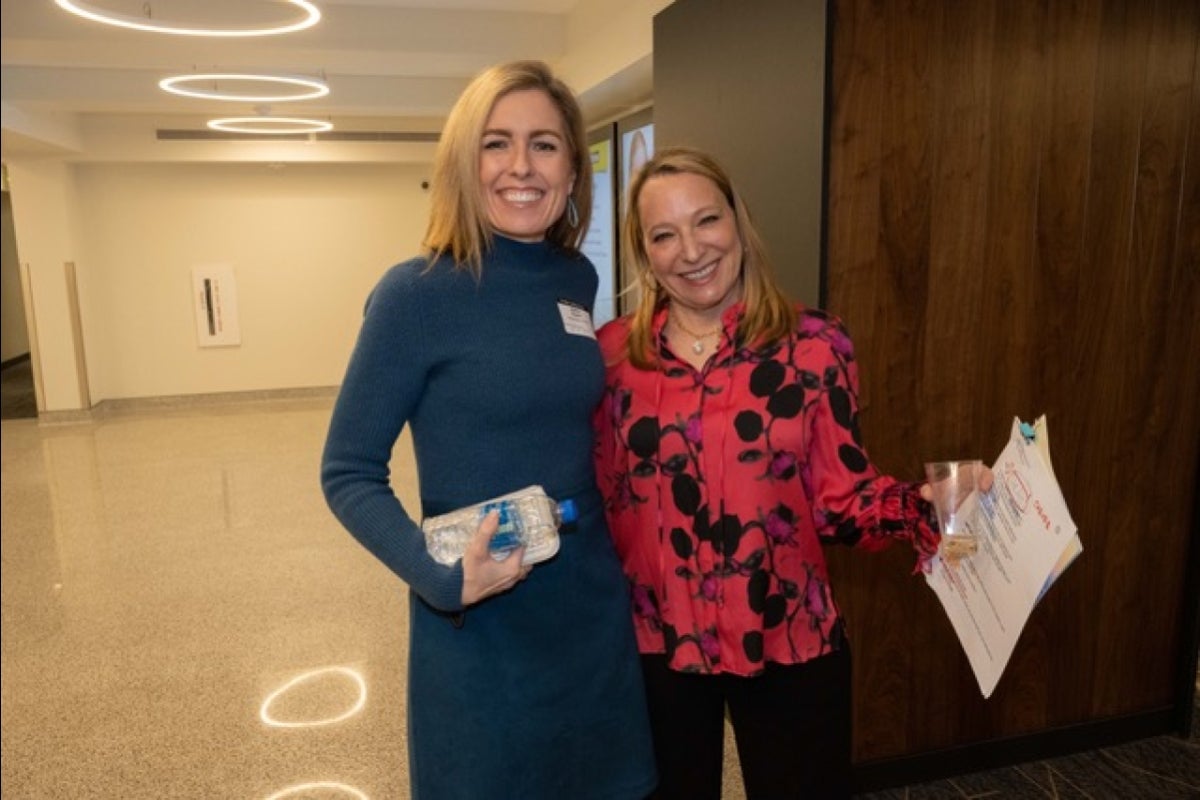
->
xmin=321 ymin=235 xmax=656 ymax=800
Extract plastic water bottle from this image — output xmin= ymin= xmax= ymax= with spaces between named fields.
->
xmin=422 ymin=485 xmax=577 ymax=567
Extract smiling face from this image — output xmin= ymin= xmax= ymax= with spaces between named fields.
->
xmin=478 ymin=88 xmax=575 ymax=242
xmin=637 ymin=171 xmax=744 ymax=324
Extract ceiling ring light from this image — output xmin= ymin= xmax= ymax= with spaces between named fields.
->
xmin=160 ymin=74 xmax=329 ymax=103
xmin=54 ymin=1 xmax=321 ymax=37
xmin=208 ymin=117 xmax=333 ymax=135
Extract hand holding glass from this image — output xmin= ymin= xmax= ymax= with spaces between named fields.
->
xmin=924 ymin=460 xmax=982 ymax=559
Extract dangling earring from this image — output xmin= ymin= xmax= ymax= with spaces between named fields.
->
xmin=566 ymin=196 xmax=580 ymax=228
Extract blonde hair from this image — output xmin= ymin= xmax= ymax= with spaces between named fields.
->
xmin=621 ymin=146 xmax=795 ymax=369
xmin=422 ymin=60 xmax=592 ymax=276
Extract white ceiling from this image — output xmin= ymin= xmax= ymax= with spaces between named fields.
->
xmin=0 ymin=0 xmax=662 ymax=159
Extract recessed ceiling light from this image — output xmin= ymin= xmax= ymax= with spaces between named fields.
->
xmin=207 ymin=117 xmax=333 ymax=135
xmin=160 ymin=74 xmax=329 ymax=103
xmin=54 ymin=1 xmax=321 ymax=37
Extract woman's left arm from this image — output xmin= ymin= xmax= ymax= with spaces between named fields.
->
xmin=802 ymin=319 xmax=939 ymax=570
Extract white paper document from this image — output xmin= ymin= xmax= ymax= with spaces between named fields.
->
xmin=925 ymin=417 xmax=1081 ymax=698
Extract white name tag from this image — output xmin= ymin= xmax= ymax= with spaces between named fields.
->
xmin=557 ymin=299 xmax=596 ymax=339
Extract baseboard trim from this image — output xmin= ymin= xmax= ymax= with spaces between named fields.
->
xmin=36 ymin=386 xmax=338 ymax=425
xmin=851 ymin=708 xmax=1176 ymax=792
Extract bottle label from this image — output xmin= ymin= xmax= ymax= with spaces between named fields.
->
xmin=485 ymin=500 xmax=522 ymax=559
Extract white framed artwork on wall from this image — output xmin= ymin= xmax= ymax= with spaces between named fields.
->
xmin=191 ymin=264 xmax=241 ymax=347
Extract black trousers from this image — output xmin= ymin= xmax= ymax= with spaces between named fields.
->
xmin=641 ymin=648 xmax=852 ymax=800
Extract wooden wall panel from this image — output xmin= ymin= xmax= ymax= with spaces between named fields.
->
xmin=1079 ymin=0 xmax=1157 ymax=716
xmin=1106 ymin=0 xmax=1200 ymax=710
xmin=1031 ymin=0 xmax=1103 ymax=730
xmin=827 ymin=0 xmax=1200 ymax=766
xmin=826 ymin=0 xmax=900 ymax=759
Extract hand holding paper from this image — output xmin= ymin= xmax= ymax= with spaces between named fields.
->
xmin=924 ymin=416 xmax=1081 ymax=698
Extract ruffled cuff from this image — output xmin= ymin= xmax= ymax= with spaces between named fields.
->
xmin=878 ymin=481 xmax=940 ymax=574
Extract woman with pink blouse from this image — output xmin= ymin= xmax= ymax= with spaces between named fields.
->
xmin=594 ymin=146 xmax=985 ymax=799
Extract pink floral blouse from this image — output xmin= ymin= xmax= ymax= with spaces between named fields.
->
xmin=593 ymin=302 xmax=937 ymax=676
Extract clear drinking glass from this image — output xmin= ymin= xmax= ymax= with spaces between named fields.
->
xmin=924 ymin=460 xmax=982 ymax=559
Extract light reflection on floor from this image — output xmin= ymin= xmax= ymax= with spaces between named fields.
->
xmin=260 ymin=665 xmax=368 ymax=729
xmin=264 ymin=781 xmax=369 ymax=800
xmin=1 ymin=396 xmax=412 ymax=798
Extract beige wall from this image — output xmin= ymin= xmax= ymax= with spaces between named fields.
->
xmin=68 ymin=162 xmax=431 ymax=402
xmin=559 ymin=0 xmax=672 ymax=120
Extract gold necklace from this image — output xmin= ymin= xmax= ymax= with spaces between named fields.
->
xmin=670 ymin=315 xmax=722 ymax=355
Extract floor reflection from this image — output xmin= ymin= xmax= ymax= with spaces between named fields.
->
xmin=2 ymin=398 xmax=410 ymax=799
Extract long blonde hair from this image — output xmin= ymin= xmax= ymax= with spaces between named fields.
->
xmin=422 ymin=60 xmax=592 ymax=276
xmin=621 ymin=146 xmax=795 ymax=368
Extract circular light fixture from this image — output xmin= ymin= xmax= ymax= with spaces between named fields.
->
xmin=208 ymin=116 xmax=333 ymax=135
xmin=54 ymin=1 xmax=321 ymax=37
xmin=160 ymin=73 xmax=329 ymax=103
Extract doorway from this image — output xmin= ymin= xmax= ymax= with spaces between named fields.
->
xmin=1 ymin=182 xmax=37 ymax=420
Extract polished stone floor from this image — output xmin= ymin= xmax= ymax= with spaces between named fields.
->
xmin=2 ymin=396 xmax=1196 ymax=799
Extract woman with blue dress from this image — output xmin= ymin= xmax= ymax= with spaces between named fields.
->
xmin=321 ymin=60 xmax=657 ymax=800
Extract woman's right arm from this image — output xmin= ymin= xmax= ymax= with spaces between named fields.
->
xmin=320 ymin=266 xmax=465 ymax=612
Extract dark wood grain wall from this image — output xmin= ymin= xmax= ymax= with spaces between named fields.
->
xmin=826 ymin=0 xmax=1200 ymax=772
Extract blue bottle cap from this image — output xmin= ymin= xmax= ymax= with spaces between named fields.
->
xmin=558 ymin=498 xmax=578 ymax=524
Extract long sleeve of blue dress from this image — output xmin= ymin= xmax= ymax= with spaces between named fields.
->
xmin=321 ymin=259 xmax=464 ymax=612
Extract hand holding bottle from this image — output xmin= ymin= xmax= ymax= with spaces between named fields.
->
xmin=460 ymin=510 xmax=531 ymax=606
xmin=423 ymin=485 xmax=572 ymax=567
